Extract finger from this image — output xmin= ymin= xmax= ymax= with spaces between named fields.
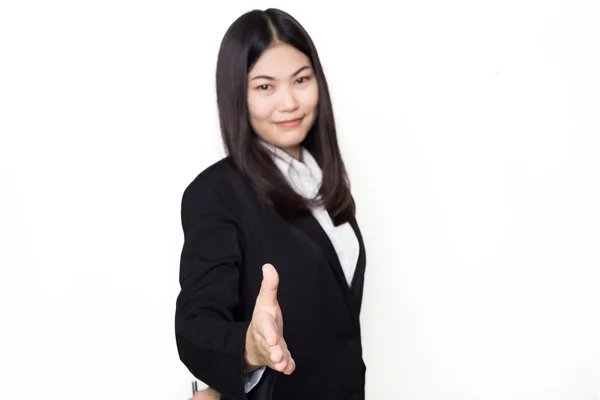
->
xmin=269 ymin=335 xmax=290 ymax=364
xmin=269 ymin=343 xmax=284 ymax=364
xmin=256 ymin=263 xmax=279 ymax=308
xmin=273 ymin=347 xmax=293 ymax=373
xmin=273 ymin=357 xmax=288 ymax=372
xmin=278 ymin=336 xmax=291 ymax=361
xmin=282 ymin=354 xmax=295 ymax=375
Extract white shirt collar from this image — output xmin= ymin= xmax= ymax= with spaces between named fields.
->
xmin=258 ymin=138 xmax=323 ymax=200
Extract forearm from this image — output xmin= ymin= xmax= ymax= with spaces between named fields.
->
xmin=175 ymin=314 xmax=251 ymax=399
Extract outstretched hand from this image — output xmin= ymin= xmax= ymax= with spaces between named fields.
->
xmin=244 ymin=263 xmax=295 ymax=375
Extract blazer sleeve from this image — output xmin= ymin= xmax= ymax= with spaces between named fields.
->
xmin=175 ymin=173 xmax=250 ymax=400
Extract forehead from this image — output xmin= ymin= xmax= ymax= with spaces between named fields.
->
xmin=249 ymin=43 xmax=311 ymax=76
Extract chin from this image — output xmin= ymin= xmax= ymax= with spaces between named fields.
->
xmin=271 ymin=130 xmax=308 ymax=149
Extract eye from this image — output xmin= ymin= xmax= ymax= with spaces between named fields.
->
xmin=256 ymin=84 xmax=272 ymax=91
xmin=296 ymin=76 xmax=311 ymax=84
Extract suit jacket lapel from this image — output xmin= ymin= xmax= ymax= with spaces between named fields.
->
xmin=281 ymin=210 xmax=363 ymax=320
xmin=348 ymin=217 xmax=366 ymax=312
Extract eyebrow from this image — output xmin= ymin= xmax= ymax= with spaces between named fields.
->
xmin=250 ymin=65 xmax=312 ymax=81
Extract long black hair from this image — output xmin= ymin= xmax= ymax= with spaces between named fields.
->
xmin=215 ymin=8 xmax=354 ymax=225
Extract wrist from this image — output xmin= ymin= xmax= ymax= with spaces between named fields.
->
xmin=243 ymin=322 xmax=262 ymax=372
xmin=243 ymin=356 xmax=261 ymax=373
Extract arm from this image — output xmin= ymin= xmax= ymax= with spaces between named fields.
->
xmin=175 ymin=174 xmax=250 ymax=400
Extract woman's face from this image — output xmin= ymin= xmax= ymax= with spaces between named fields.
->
xmin=247 ymin=42 xmax=319 ymax=160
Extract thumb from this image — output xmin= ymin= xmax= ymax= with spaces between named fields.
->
xmin=257 ymin=263 xmax=279 ymax=307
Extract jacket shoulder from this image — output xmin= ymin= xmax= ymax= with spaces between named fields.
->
xmin=185 ymin=156 xmax=239 ymax=189
xmin=181 ymin=156 xmax=246 ymax=211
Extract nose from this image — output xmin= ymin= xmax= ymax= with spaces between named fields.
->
xmin=278 ymin=87 xmax=299 ymax=112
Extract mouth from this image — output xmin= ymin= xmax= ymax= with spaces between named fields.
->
xmin=275 ymin=117 xmax=304 ymax=127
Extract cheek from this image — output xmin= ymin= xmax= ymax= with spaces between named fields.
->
xmin=300 ymin=86 xmax=319 ymax=111
xmin=248 ymin=95 xmax=276 ymax=121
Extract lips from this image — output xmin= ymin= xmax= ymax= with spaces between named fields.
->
xmin=276 ymin=117 xmax=303 ymax=127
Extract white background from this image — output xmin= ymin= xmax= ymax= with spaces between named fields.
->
xmin=1 ymin=1 xmax=599 ymax=399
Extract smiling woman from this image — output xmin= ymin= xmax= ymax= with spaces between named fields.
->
xmin=175 ymin=8 xmax=367 ymax=400
xmin=213 ymin=8 xmax=354 ymax=223
xmin=247 ymin=48 xmax=319 ymax=159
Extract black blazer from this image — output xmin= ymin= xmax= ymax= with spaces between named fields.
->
xmin=175 ymin=157 xmax=367 ymax=400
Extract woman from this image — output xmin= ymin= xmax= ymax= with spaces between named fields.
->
xmin=175 ymin=8 xmax=367 ymax=400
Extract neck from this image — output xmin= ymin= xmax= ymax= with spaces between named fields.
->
xmin=256 ymin=137 xmax=302 ymax=161
xmin=282 ymin=146 xmax=301 ymax=161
